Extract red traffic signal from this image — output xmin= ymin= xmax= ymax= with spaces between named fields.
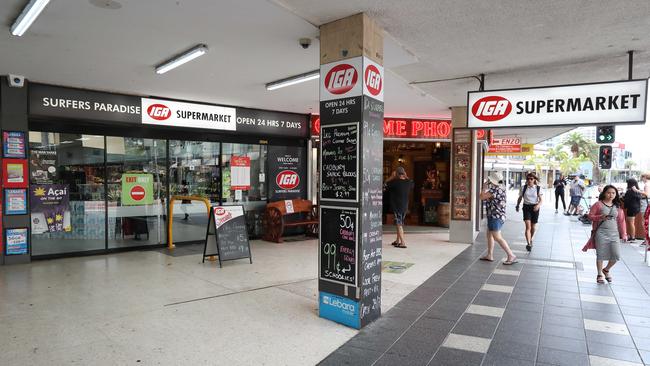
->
xmin=599 ymin=145 xmax=612 ymax=169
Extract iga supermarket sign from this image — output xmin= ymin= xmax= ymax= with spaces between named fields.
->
xmin=467 ymin=79 xmax=647 ymax=128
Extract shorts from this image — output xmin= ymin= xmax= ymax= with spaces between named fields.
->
xmin=487 ymin=218 xmax=504 ymax=231
xmin=522 ymin=204 xmax=539 ymax=224
xmin=570 ymin=196 xmax=581 ymax=206
xmin=627 ymin=206 xmax=640 ymax=217
xmin=394 ymin=212 xmax=406 ymax=225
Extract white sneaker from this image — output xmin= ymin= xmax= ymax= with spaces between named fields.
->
xmin=555 ymin=210 xmax=558 ymax=213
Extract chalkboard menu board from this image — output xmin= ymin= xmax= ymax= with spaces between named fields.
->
xmin=320 ymin=123 xmax=358 ymax=202
xmin=319 ymin=206 xmax=358 ymax=286
xmin=203 ymin=205 xmax=252 ymax=267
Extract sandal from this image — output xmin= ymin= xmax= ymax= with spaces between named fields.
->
xmin=391 ymin=241 xmax=399 ymax=246
xmin=395 ymin=244 xmax=407 ymax=249
xmin=479 ymin=256 xmax=494 ymax=262
xmin=602 ymin=268 xmax=612 ymax=283
xmin=503 ymin=258 xmax=518 ymax=265
xmin=597 ymin=275 xmax=605 ymax=284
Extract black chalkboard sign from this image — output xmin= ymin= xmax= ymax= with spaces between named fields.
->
xmin=320 ymin=122 xmax=358 ymax=202
xmin=203 ymin=205 xmax=252 ymax=267
xmin=319 ymin=206 xmax=358 ymax=286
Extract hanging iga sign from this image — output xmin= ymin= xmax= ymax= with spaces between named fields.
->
xmin=467 ymin=79 xmax=648 ymax=128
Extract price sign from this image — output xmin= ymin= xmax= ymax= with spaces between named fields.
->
xmin=319 ymin=206 xmax=358 ymax=286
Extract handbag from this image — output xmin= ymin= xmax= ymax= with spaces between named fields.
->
xmin=589 ymin=206 xmax=615 ymax=241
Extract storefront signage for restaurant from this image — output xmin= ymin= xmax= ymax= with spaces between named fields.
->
xmin=467 ymin=79 xmax=648 ymax=128
xmin=29 ymin=84 xmax=309 ymax=138
xmin=312 ymin=117 xmax=453 ymax=140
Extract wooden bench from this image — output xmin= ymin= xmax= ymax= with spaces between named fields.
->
xmin=262 ymin=199 xmax=318 ymax=243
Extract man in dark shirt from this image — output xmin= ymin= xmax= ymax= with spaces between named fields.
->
xmin=553 ymin=174 xmax=567 ymax=214
xmin=387 ymin=166 xmax=413 ymax=248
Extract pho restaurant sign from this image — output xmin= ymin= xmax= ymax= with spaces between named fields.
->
xmin=467 ymin=79 xmax=648 ymax=128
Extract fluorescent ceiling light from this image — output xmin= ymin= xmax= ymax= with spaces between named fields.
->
xmin=155 ymin=44 xmax=208 ymax=74
xmin=11 ymin=0 xmax=50 ymax=36
xmin=266 ymin=70 xmax=320 ymax=91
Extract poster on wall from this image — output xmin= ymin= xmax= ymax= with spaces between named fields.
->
xmin=267 ymin=146 xmax=306 ymax=201
xmin=29 ymin=184 xmax=71 ymax=234
xmin=230 ymin=156 xmax=251 ymax=190
xmin=2 ymin=159 xmax=28 ymax=188
xmin=4 ymin=188 xmax=28 ymax=215
xmin=121 ymin=173 xmax=154 ymax=205
xmin=5 ymin=228 xmax=28 ymax=255
xmin=451 ymin=129 xmax=473 ymax=221
xmin=30 ymin=149 xmax=58 ymax=183
xmin=3 ymin=131 xmax=26 ymax=158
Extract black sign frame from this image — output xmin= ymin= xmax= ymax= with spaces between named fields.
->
xmin=319 ymin=205 xmax=359 ymax=287
xmin=203 ymin=205 xmax=253 ymax=267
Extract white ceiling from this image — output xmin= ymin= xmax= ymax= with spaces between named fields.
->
xmin=1 ymin=0 xmax=649 ymax=144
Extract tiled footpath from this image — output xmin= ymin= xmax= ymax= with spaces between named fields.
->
xmin=319 ymin=205 xmax=650 ymax=366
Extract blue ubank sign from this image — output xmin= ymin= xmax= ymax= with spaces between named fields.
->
xmin=319 ymin=292 xmax=360 ymax=329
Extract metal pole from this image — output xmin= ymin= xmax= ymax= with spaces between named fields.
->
xmin=628 ymin=50 xmax=634 ymax=80
xmin=479 ymin=74 xmax=485 ymax=91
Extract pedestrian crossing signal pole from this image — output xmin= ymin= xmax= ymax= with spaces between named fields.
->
xmin=596 ymin=125 xmax=615 ymax=144
xmin=599 ymin=145 xmax=613 ymax=170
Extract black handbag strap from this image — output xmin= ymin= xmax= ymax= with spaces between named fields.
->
xmin=592 ymin=204 xmax=614 ymax=236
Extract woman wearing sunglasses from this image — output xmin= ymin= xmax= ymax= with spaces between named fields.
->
xmin=516 ymin=173 xmax=543 ymax=252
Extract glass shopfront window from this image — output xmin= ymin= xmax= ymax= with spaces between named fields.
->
xmin=221 ymin=143 xmax=267 ymax=237
xmin=106 ymin=137 xmax=167 ymax=248
xmin=169 ymin=140 xmax=220 ymax=243
xmin=29 ymin=132 xmax=106 ymax=256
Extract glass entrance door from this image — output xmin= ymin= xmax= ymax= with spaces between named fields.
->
xmin=169 ymin=140 xmax=221 ymax=243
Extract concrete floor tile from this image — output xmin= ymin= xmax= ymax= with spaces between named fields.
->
xmin=465 ymin=304 xmax=504 ymax=318
xmin=589 ymin=354 xmax=643 ymax=366
xmin=584 ymin=319 xmax=630 ymax=336
xmin=441 ymin=333 xmax=491 ymax=353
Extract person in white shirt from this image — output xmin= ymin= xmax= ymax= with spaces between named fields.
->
xmin=516 ymin=172 xmax=543 ymax=252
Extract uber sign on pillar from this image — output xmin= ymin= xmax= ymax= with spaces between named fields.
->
xmin=318 ymin=56 xmax=384 ymax=329
xmin=467 ymin=80 xmax=648 ymax=128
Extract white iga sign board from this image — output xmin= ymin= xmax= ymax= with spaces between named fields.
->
xmin=467 ymin=80 xmax=648 ymax=128
xmin=142 ymin=98 xmax=236 ymax=131
xmin=320 ymin=57 xmax=384 ymax=102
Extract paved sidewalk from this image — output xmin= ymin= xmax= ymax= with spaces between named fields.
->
xmin=320 ymin=205 xmax=650 ymax=366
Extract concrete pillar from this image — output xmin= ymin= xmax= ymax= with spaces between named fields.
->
xmin=449 ymin=106 xmax=481 ymax=244
xmin=317 ymin=13 xmax=384 ymax=329
xmin=0 ymin=77 xmax=31 ymax=265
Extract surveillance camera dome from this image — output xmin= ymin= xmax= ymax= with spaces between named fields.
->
xmin=299 ymin=37 xmax=312 ymax=49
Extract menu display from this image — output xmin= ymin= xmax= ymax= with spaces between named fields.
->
xmin=3 ymin=131 xmax=26 ymax=158
xmin=319 ymin=206 xmax=358 ymax=286
xmin=451 ymin=129 xmax=473 ymax=220
xmin=203 ymin=205 xmax=252 ymax=267
xmin=320 ymin=123 xmax=358 ymax=202
xmin=5 ymin=228 xmax=28 ymax=255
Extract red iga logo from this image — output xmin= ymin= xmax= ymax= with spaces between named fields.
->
xmin=325 ymin=64 xmax=358 ymax=95
xmin=276 ymin=170 xmax=300 ymax=190
xmin=147 ymin=104 xmax=172 ymax=120
xmin=471 ymin=96 xmax=512 ymax=122
xmin=364 ymin=64 xmax=382 ymax=96
xmin=215 ymin=208 xmax=226 ymax=216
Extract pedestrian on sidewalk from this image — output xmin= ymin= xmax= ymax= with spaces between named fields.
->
xmin=640 ymin=173 xmax=650 ymax=245
xmin=387 ymin=166 xmax=413 ymax=248
xmin=624 ymin=178 xmax=642 ymax=242
xmin=582 ymin=185 xmax=627 ymax=284
xmin=479 ymin=172 xmax=517 ymax=265
xmin=516 ymin=172 xmax=543 ymax=252
xmin=566 ymin=175 xmax=585 ymax=215
xmin=553 ymin=174 xmax=567 ymax=213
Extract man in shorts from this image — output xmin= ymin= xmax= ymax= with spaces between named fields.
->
xmin=565 ymin=175 xmax=585 ymax=216
xmin=387 ymin=167 xmax=414 ymax=248
xmin=516 ymin=172 xmax=543 ymax=251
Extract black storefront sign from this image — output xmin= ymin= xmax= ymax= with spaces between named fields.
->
xmin=29 ymin=83 xmax=309 ymax=138
xmin=29 ymin=84 xmax=142 ymax=123
xmin=320 ymin=123 xmax=358 ymax=202
xmin=319 ymin=96 xmax=362 ymax=125
xmin=319 ymin=206 xmax=357 ymax=286
xmin=267 ymin=145 xmax=307 ymax=201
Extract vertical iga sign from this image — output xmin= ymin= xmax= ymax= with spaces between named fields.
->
xmin=362 ymin=58 xmax=384 ymax=102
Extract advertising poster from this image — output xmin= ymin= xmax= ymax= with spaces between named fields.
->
xmin=230 ymin=156 xmax=251 ymax=190
xmin=4 ymin=188 xmax=28 ymax=215
xmin=5 ymin=228 xmax=28 ymax=255
xmin=267 ymin=146 xmax=306 ymax=201
xmin=2 ymin=159 xmax=28 ymax=188
xmin=121 ymin=173 xmax=154 ymax=205
xmin=3 ymin=131 xmax=26 ymax=158
xmin=30 ymin=184 xmax=71 ymax=234
xmin=30 ymin=149 xmax=58 ymax=183
xmin=451 ymin=129 xmax=473 ymax=220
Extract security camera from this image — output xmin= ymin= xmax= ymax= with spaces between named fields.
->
xmin=299 ymin=38 xmax=312 ymax=49
xmin=7 ymin=74 xmax=25 ymax=88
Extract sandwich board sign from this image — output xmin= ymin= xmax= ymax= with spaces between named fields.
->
xmin=203 ymin=205 xmax=252 ymax=267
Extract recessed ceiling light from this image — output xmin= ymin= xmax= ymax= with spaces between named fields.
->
xmin=155 ymin=44 xmax=208 ymax=75
xmin=11 ymin=0 xmax=50 ymax=37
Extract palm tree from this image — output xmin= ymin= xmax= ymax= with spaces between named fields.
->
xmin=562 ymin=132 xmax=600 ymax=180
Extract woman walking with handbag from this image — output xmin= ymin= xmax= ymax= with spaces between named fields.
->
xmin=582 ymin=185 xmax=627 ymax=284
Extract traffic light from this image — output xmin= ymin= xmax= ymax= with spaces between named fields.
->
xmin=599 ymin=145 xmax=612 ymax=169
xmin=596 ymin=125 xmax=615 ymax=144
